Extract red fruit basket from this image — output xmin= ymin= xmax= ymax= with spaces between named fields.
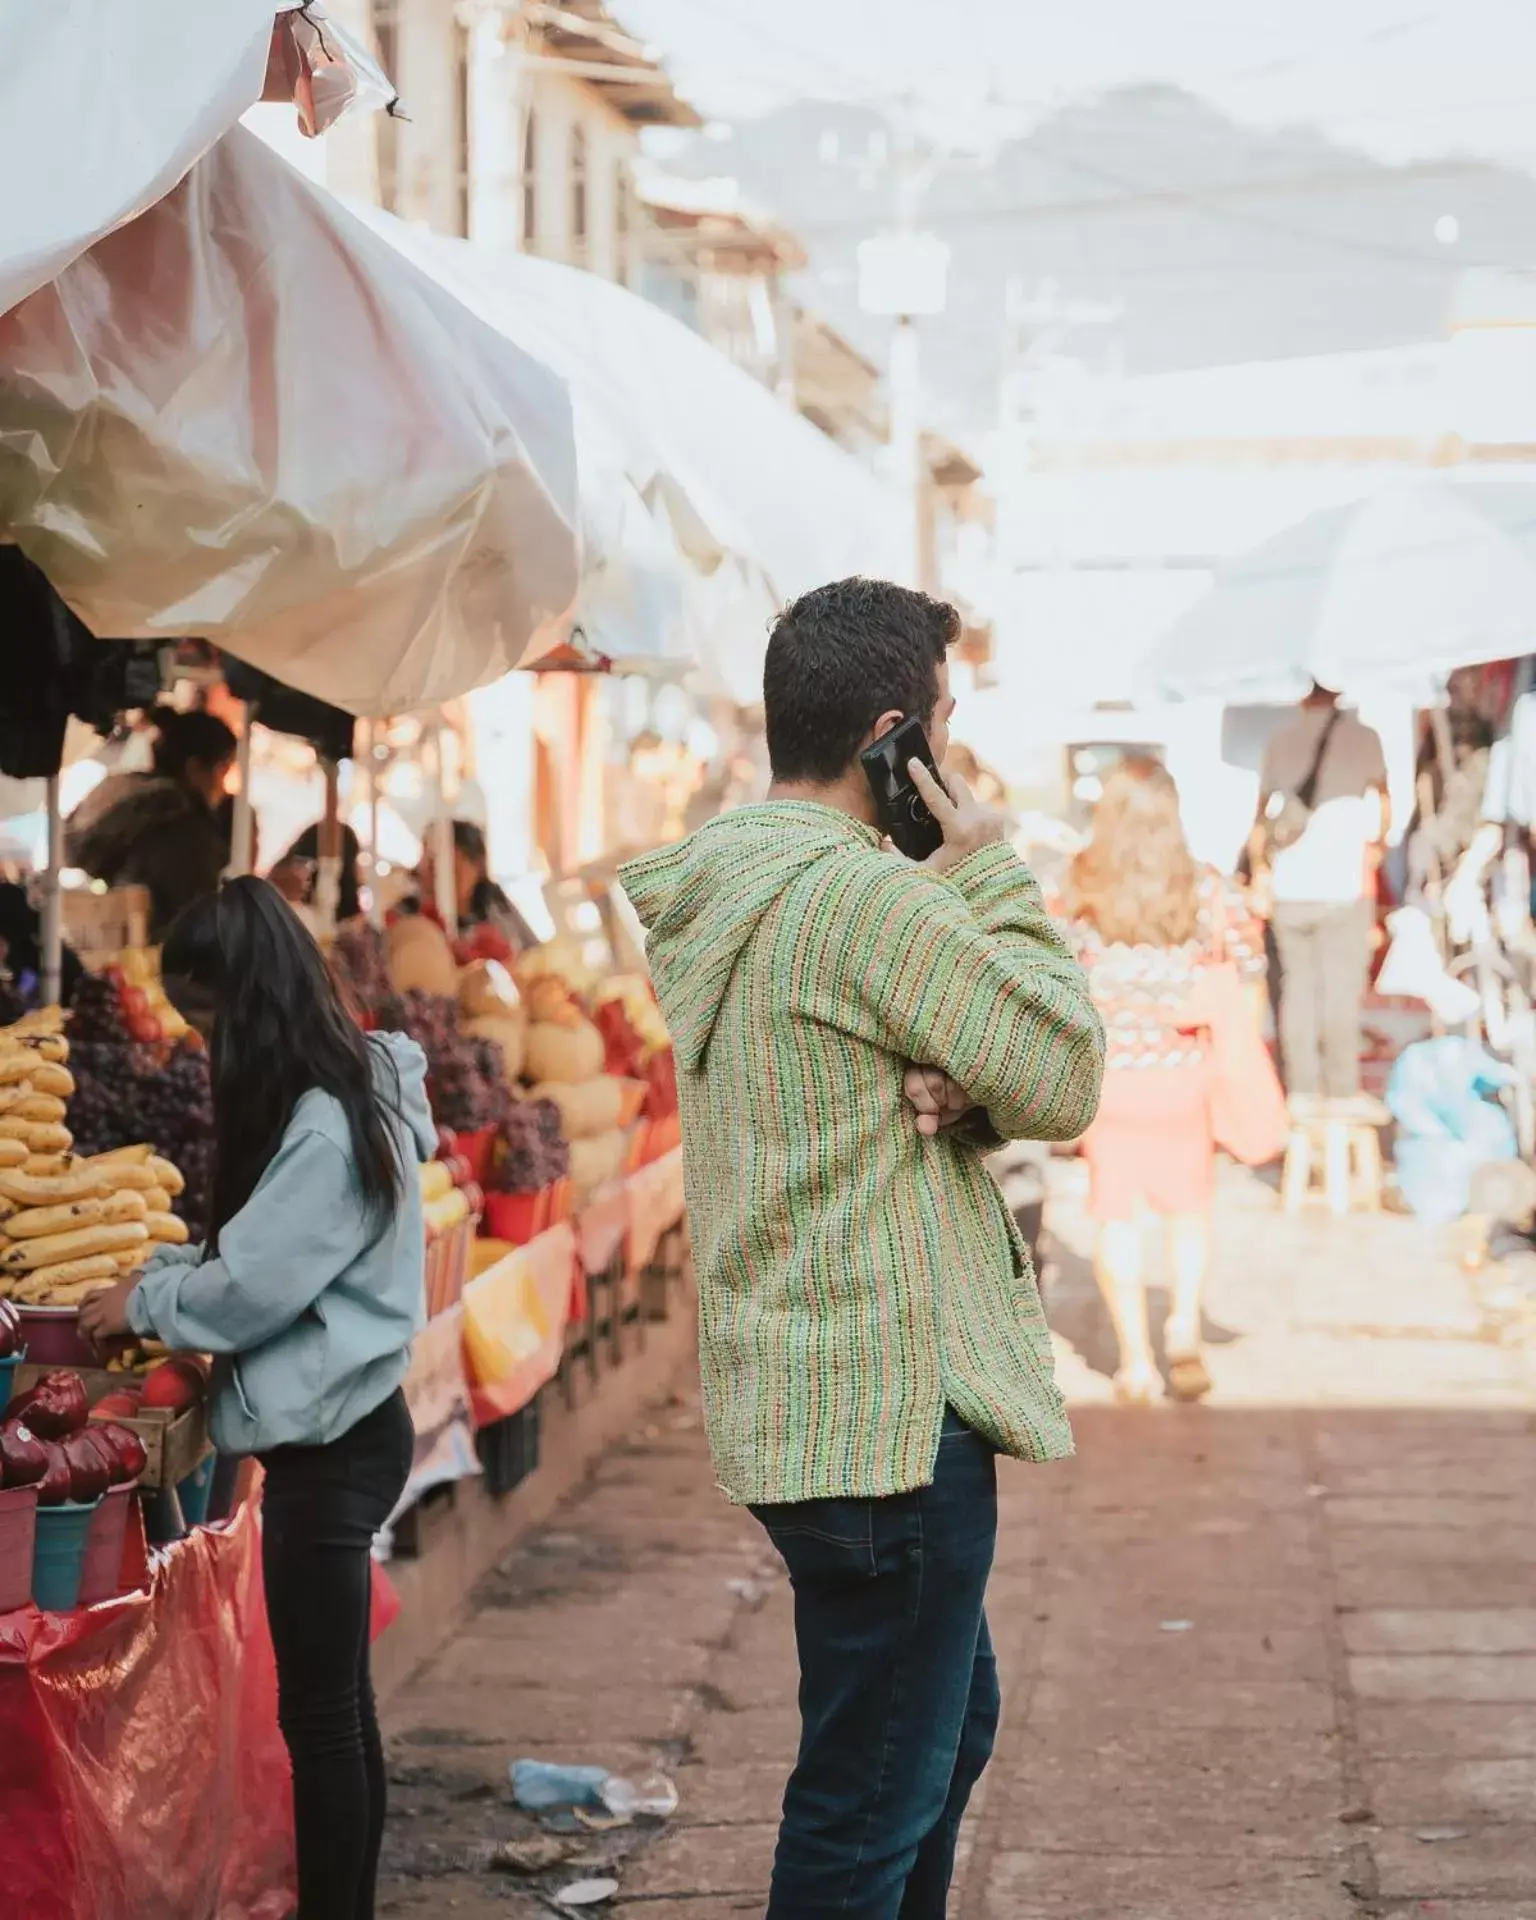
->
xmin=483 ymin=1188 xmax=546 ymax=1247
xmin=457 ymin=1126 xmax=498 ymax=1187
xmin=0 ymin=1483 xmax=38 ymax=1613
xmin=78 ymin=1481 xmax=138 ymax=1607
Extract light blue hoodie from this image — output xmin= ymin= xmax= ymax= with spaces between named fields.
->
xmin=127 ymin=1032 xmax=436 ymax=1455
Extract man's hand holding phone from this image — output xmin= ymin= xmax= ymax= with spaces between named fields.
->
xmin=908 ymin=761 xmax=1008 ymax=876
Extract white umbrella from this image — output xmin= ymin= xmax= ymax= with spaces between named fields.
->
xmin=1138 ymin=480 xmax=1536 ymax=705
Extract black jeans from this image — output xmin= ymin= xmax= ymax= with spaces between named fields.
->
xmin=260 ymin=1389 xmax=414 ymax=1920
xmin=752 ymin=1411 xmax=1000 ymax=1919
xmin=1272 ymin=899 xmax=1373 ymax=1100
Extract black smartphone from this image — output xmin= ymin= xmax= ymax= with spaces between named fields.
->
xmin=860 ymin=716 xmax=948 ymax=861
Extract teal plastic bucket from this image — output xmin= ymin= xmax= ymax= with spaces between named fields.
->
xmin=178 ymin=1455 xmax=215 ymax=1527
xmin=33 ymin=1501 xmax=98 ymax=1612
xmin=0 ymin=1351 xmax=24 ymax=1413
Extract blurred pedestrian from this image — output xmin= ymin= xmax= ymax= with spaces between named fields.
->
xmin=1251 ymin=684 xmax=1388 ymax=1111
xmin=270 ymin=821 xmax=365 ymax=925
xmin=1060 ymin=756 xmax=1266 ymax=1404
xmin=64 ymin=709 xmax=237 ymax=939
xmin=414 ymin=820 xmax=536 ymax=951
xmin=621 ymin=577 xmax=1103 ymax=1920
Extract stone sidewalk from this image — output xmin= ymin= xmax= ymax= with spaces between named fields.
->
xmin=378 ymin=1167 xmax=1536 ymax=1919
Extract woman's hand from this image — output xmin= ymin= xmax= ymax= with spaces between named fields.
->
xmin=78 ymin=1279 xmax=140 ymax=1352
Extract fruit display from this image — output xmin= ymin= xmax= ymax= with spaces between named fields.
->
xmin=485 ymin=1099 xmax=569 ymax=1197
xmin=64 ymin=974 xmax=214 ymax=1227
xmin=420 ymin=1155 xmax=481 ymax=1237
xmin=0 ymin=1142 xmax=189 ymax=1305
xmin=0 ymin=1009 xmax=190 ymax=1306
xmin=102 ymin=948 xmax=190 ymax=1045
xmin=595 ymin=974 xmax=670 ymax=1058
xmin=374 ymin=989 xmax=512 ymax=1134
xmin=329 ymin=918 xmax=390 ymax=1005
xmin=385 ymin=914 xmax=460 ymax=998
xmin=0 ymin=1368 xmax=146 ymax=1497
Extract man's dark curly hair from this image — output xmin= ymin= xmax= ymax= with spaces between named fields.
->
xmin=762 ymin=577 xmax=960 ymax=784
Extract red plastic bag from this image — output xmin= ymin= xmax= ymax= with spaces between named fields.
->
xmin=0 ymin=1501 xmax=294 ymax=1920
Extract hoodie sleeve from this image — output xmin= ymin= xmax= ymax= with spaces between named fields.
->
xmin=126 ymin=1127 xmax=373 ymax=1354
xmin=792 ymin=843 xmax=1105 ymax=1142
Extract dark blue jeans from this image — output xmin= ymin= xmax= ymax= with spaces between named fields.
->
xmin=261 ymin=1388 xmax=414 ymax=1920
xmin=752 ymin=1411 xmax=1000 ymax=1919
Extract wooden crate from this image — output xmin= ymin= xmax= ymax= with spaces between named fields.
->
xmin=61 ymin=885 xmax=150 ymax=963
xmin=13 ymin=1362 xmax=211 ymax=1491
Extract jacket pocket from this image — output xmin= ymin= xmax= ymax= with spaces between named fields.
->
xmin=228 ymin=1355 xmax=258 ymax=1424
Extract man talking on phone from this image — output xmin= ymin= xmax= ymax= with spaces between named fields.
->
xmin=620 ymin=577 xmax=1104 ymax=1920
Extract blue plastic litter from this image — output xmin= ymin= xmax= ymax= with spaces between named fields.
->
xmin=510 ymin=1760 xmax=612 ymax=1812
xmin=1387 ymin=1037 xmax=1518 ymax=1223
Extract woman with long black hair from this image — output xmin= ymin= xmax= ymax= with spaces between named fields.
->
xmin=81 ymin=876 xmax=436 ymax=1920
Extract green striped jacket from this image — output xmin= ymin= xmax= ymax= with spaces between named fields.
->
xmin=620 ymin=803 xmax=1104 ymax=1504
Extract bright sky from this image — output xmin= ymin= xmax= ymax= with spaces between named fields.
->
xmin=619 ymin=0 xmax=1536 ymax=171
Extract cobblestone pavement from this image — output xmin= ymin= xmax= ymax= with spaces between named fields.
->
xmin=378 ymin=1164 xmax=1536 ymax=1919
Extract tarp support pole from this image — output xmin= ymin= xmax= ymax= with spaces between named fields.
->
xmin=429 ymin=724 xmax=457 ymax=938
xmin=40 ymin=775 xmax=62 ymax=1008
xmin=315 ymin=757 xmax=342 ymax=939
xmin=229 ymin=711 xmax=256 ymax=876
xmin=365 ymin=720 xmax=385 ymax=929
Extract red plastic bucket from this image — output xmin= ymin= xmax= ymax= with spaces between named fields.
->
xmin=79 ymin=1483 xmax=137 ymax=1606
xmin=458 ymin=1126 xmax=497 ymax=1187
xmin=16 ymin=1307 xmax=96 ymax=1368
xmin=483 ymin=1189 xmax=543 ymax=1246
xmin=0 ymin=1484 xmax=38 ymax=1613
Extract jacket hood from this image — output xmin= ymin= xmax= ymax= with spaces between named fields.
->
xmin=369 ymin=1030 xmax=438 ymax=1162
xmin=620 ymin=803 xmax=878 ymax=1071
xmin=64 ymin=774 xmax=202 ymax=881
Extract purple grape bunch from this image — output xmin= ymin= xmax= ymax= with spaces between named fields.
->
xmin=488 ymin=1099 xmax=569 ymax=1195
xmin=374 ymin=990 xmax=511 ymax=1133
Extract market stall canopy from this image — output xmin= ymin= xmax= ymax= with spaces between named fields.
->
xmin=0 ymin=126 xmax=581 ymax=715
xmin=0 ymin=1 xmax=393 ymax=318
xmin=1137 ymin=480 xmax=1536 ymax=705
xmin=354 ymin=209 xmax=908 ymax=612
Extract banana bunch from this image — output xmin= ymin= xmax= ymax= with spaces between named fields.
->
xmin=0 ymin=1010 xmax=188 ymax=1306
xmin=0 ymin=1005 xmax=77 ymax=1167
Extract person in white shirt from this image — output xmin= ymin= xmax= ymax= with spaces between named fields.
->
xmin=1253 ymin=685 xmax=1389 ymax=1107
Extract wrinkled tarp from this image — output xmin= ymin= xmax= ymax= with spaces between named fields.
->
xmin=0 ymin=126 xmax=581 ymax=715
xmin=0 ymin=1498 xmax=293 ymax=1920
xmin=0 ymin=0 xmax=281 ymax=316
xmin=357 ymin=209 xmax=907 ymax=609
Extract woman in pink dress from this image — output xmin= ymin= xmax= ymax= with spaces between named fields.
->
xmin=1058 ymin=757 xmax=1264 ymax=1404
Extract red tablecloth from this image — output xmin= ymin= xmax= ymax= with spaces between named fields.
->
xmin=0 ymin=1500 xmax=293 ymax=1920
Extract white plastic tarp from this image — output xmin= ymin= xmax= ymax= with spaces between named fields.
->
xmin=0 ymin=126 xmax=581 ymax=715
xmin=1139 ymin=480 xmax=1536 ymax=705
xmin=0 ymin=0 xmax=288 ymax=316
xmin=354 ymin=210 xmax=908 ymax=612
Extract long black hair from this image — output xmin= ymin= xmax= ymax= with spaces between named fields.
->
xmin=161 ymin=877 xmax=404 ymax=1251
